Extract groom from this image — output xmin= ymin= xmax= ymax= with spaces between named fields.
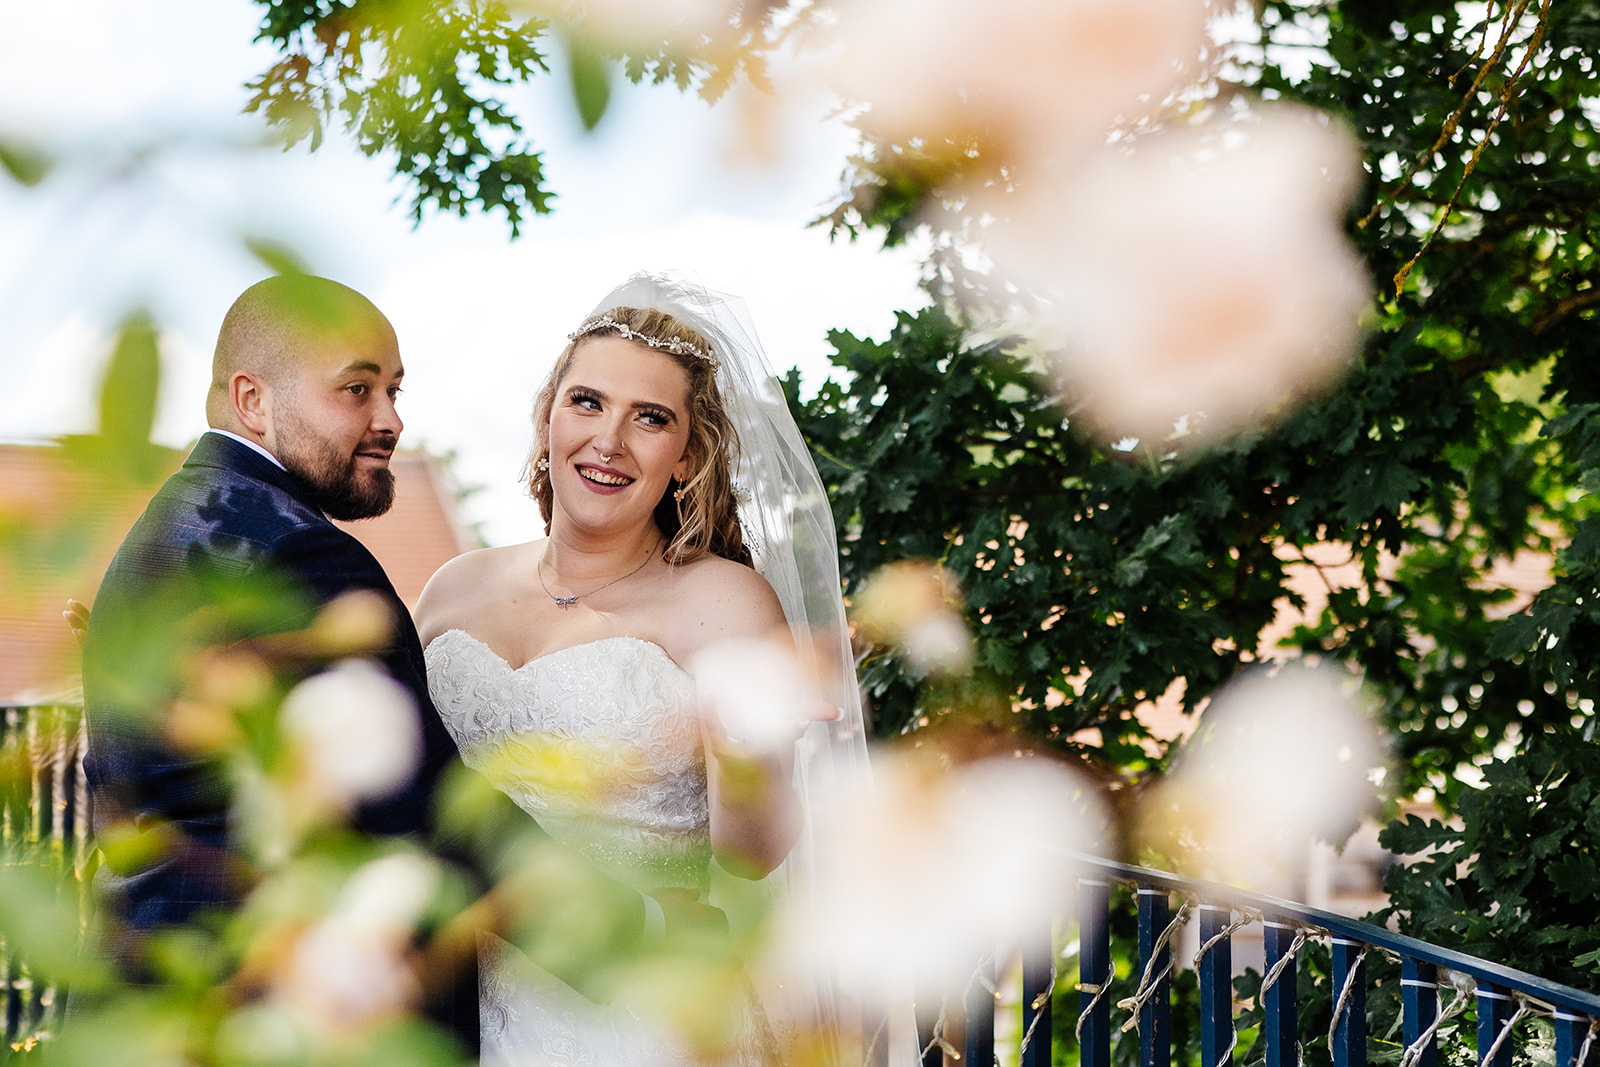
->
xmin=81 ymin=275 xmax=649 ymax=1050
xmin=81 ymin=273 xmax=484 ymax=1038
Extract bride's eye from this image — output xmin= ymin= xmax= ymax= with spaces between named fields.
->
xmin=638 ymin=407 xmax=673 ymax=428
xmin=567 ymin=388 xmax=602 ymax=411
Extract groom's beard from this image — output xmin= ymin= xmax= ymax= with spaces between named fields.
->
xmin=277 ymin=422 xmax=398 ymax=521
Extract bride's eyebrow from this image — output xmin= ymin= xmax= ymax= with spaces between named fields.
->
xmin=565 ymin=384 xmax=679 ymax=419
xmin=634 ymin=399 xmax=679 ymax=420
xmin=562 ymin=383 xmax=607 ymax=403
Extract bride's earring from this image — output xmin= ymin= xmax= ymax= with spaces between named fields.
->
xmin=673 ymin=479 xmax=687 ymax=522
xmin=535 ymin=454 xmax=549 ymax=473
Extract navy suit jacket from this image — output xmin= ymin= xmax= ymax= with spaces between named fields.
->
xmin=82 ymin=432 xmax=472 ymax=1036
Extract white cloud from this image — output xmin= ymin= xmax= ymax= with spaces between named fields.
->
xmin=0 ymin=315 xmax=107 ymax=440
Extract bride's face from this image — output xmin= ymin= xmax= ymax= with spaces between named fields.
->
xmin=545 ymin=335 xmax=694 ymax=535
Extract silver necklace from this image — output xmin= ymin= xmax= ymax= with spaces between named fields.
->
xmin=537 ymin=540 xmax=658 ymax=609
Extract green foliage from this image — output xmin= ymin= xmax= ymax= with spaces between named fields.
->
xmin=1377 ymin=726 xmax=1600 ymax=990
xmin=793 ymin=308 xmax=1258 ymax=756
xmin=791 ymin=299 xmax=1593 ymax=803
xmin=95 ymin=315 xmax=161 ymax=453
xmin=563 ymin=32 xmax=613 ymax=132
xmin=0 ymin=137 xmax=53 ymax=186
xmin=245 ymin=0 xmax=801 ymax=233
xmin=248 ymin=0 xmax=557 ymax=232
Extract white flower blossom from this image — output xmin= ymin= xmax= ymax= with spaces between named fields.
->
xmin=270 ymin=853 xmax=441 ymax=1036
xmin=690 ymin=638 xmax=817 ymax=754
xmin=983 ymin=106 xmax=1371 ymax=444
xmin=782 ymin=752 xmax=1103 ymax=1000
xmin=830 ymin=0 xmax=1207 ymax=160
xmin=1146 ymin=663 xmax=1389 ymax=892
xmin=280 ymin=658 xmax=421 ymax=809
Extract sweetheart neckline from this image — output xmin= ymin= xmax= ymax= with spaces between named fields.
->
xmin=425 ymin=628 xmax=688 ymax=677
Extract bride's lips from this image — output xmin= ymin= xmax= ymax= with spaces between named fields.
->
xmin=576 ymin=463 xmax=634 ymax=494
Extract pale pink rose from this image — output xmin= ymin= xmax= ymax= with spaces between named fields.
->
xmin=901 ymin=612 xmax=974 ymax=675
xmin=1143 ymin=663 xmax=1389 ymax=892
xmin=982 ymin=106 xmax=1370 ymax=444
xmin=852 ymin=561 xmax=973 ymax=674
xmin=280 ymin=658 xmax=422 ymax=810
xmin=271 ymin=853 xmax=441 ymax=1036
xmin=830 ymin=0 xmax=1208 ymax=160
xmin=781 ymin=751 xmax=1102 ymax=1000
xmin=279 ymin=922 xmax=418 ymax=1033
xmin=690 ymin=638 xmax=818 ymax=754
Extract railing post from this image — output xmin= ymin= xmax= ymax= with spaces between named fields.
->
xmin=916 ymin=995 xmax=941 ymax=1067
xmin=1552 ymin=1013 xmax=1591 ymax=1067
xmin=1476 ymin=982 xmax=1513 ymax=1067
xmin=1263 ymin=920 xmax=1298 ymax=1067
xmin=1020 ymin=925 xmax=1053 ymax=1067
xmin=1198 ymin=903 xmax=1234 ymax=1067
xmin=1330 ymin=939 xmax=1368 ymax=1067
xmin=1080 ymin=878 xmax=1112 ymax=1067
xmin=964 ymin=956 xmax=995 ymax=1067
xmin=4 ymin=705 xmax=20 ymax=1048
xmin=1136 ymin=888 xmax=1171 ymax=1067
xmin=1401 ymin=958 xmax=1438 ymax=1067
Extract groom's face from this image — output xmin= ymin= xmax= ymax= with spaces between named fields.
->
xmin=265 ymin=324 xmax=406 ymax=521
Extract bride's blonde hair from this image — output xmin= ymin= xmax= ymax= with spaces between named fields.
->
xmin=525 ymin=306 xmax=751 ymax=566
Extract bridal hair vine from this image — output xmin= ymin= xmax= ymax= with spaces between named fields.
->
xmin=568 ymin=315 xmax=720 ymax=370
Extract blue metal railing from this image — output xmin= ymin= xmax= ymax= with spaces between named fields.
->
xmin=1 ymin=701 xmax=89 ymax=1053
xmin=933 ymin=851 xmax=1600 ymax=1067
xmin=9 ymin=696 xmax=1599 ymax=1066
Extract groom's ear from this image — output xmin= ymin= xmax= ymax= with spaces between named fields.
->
xmin=231 ymin=371 xmax=271 ymax=436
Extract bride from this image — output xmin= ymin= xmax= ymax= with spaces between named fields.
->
xmin=415 ymin=273 xmax=882 ymax=1066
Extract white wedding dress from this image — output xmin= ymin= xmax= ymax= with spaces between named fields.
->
xmin=425 ymin=628 xmax=782 ymax=1067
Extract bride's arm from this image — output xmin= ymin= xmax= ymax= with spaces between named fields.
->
xmin=686 ymin=563 xmax=809 ymax=879
xmin=704 ymin=703 xmax=805 ymax=879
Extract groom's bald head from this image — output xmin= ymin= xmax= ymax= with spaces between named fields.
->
xmin=207 ymin=275 xmax=395 ymax=427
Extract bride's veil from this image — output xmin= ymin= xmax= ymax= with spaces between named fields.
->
xmin=583 ymin=272 xmax=915 ymax=1066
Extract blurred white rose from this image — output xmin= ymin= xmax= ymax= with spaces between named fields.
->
xmin=830 ymin=0 xmax=1208 ymax=160
xmin=280 ymin=920 xmax=418 ymax=1033
xmin=271 ymin=853 xmax=441 ymax=1036
xmin=781 ymin=751 xmax=1103 ymax=1000
xmin=280 ymin=658 xmax=422 ymax=810
xmin=901 ymin=612 xmax=974 ymax=675
xmin=852 ymin=561 xmax=974 ymax=675
xmin=1144 ymin=663 xmax=1389 ymax=891
xmin=690 ymin=638 xmax=817 ymax=754
xmin=326 ymin=851 xmax=441 ymax=937
xmin=982 ymin=106 xmax=1370 ymax=445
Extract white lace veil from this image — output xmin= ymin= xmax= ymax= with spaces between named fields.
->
xmin=581 ymin=272 xmax=912 ymax=1065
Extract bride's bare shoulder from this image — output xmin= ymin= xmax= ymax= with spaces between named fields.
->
xmin=666 ymin=553 xmax=786 ymax=647
xmin=416 ymin=541 xmax=538 ymax=645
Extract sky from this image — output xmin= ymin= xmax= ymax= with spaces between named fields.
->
xmin=0 ymin=0 xmax=929 ymax=545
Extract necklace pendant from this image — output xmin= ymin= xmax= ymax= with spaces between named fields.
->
xmin=555 ymin=595 xmax=579 ymax=609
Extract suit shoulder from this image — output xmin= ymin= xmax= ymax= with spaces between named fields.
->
xmin=147 ymin=462 xmax=324 ymax=542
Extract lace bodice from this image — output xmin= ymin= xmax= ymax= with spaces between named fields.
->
xmin=425 ymin=629 xmax=711 ymax=891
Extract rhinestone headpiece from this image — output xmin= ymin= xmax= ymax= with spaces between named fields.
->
xmin=568 ymin=315 xmax=719 ymax=370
